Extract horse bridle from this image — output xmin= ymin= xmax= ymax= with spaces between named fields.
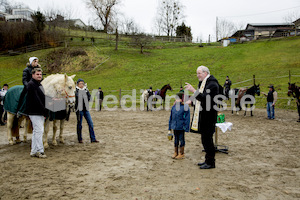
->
xmin=64 ymin=90 xmax=75 ymax=99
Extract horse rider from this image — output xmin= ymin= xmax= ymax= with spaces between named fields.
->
xmin=16 ymin=57 xmax=41 ymax=117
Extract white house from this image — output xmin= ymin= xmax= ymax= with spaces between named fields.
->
xmin=5 ymin=8 xmax=33 ymax=22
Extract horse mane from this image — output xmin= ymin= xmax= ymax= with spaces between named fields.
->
xmin=161 ymin=84 xmax=168 ymax=90
xmin=42 ymin=74 xmax=71 ymax=98
xmin=289 ymin=83 xmax=300 ymax=97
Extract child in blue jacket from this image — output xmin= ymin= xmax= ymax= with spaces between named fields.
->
xmin=168 ymin=92 xmax=190 ymax=159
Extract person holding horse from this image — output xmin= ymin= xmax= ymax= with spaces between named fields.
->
xmin=75 ymin=78 xmax=99 ymax=143
xmin=185 ymin=65 xmax=220 ymax=169
xmin=26 ymin=68 xmax=48 ymax=158
xmin=262 ymin=85 xmax=277 ymax=120
xmin=168 ymin=92 xmax=190 ymax=159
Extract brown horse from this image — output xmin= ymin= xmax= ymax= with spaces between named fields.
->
xmin=230 ymin=84 xmax=260 ymax=116
xmin=153 ymin=84 xmax=173 ymax=110
xmin=288 ymin=83 xmax=300 ymax=122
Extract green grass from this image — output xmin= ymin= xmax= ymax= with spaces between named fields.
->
xmin=0 ymin=36 xmax=299 ymax=110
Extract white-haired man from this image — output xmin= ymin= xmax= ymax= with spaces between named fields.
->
xmin=185 ymin=65 xmax=220 ymax=169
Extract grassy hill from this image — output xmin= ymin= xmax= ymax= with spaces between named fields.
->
xmin=0 ymin=35 xmax=299 ymax=110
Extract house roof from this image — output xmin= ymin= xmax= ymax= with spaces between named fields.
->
xmin=294 ymin=18 xmax=300 ymax=25
xmin=246 ymin=23 xmax=294 ymax=29
xmin=247 ymin=23 xmax=293 ymax=27
xmin=245 ymin=23 xmax=294 ymax=31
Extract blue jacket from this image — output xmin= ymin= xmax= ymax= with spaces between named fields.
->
xmin=169 ymin=103 xmax=190 ymax=132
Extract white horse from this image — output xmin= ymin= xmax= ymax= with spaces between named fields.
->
xmin=42 ymin=74 xmax=76 ymax=148
xmin=141 ymin=89 xmax=150 ymax=111
xmin=6 ymin=114 xmax=31 ymax=145
xmin=5 ymin=74 xmax=76 ymax=146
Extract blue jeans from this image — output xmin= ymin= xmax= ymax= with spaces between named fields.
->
xmin=267 ymin=102 xmax=275 ymax=119
xmin=174 ymin=130 xmax=185 ymax=147
xmin=77 ymin=110 xmax=96 ymax=142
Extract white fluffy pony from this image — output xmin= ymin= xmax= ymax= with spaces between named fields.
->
xmin=6 ymin=74 xmax=76 ymax=146
xmin=42 ymin=74 xmax=76 ymax=148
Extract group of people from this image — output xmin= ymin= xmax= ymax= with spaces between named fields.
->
xmin=168 ymin=66 xmax=220 ymax=169
xmin=11 ymin=57 xmax=104 ymax=158
xmin=167 ymin=66 xmax=282 ymax=170
xmin=2 ymin=56 xmax=291 ymax=165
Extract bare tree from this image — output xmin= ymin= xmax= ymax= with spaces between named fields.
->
xmin=284 ymin=11 xmax=300 ymax=23
xmin=0 ymin=0 xmax=11 ymax=13
xmin=155 ymin=0 xmax=184 ymax=37
xmin=130 ymin=34 xmax=152 ymax=54
xmin=0 ymin=0 xmax=26 ymax=14
xmin=120 ymin=17 xmax=140 ymax=35
xmin=43 ymin=7 xmax=65 ymax=30
xmin=86 ymin=0 xmax=120 ymax=33
xmin=64 ymin=5 xmax=79 ymax=35
xmin=153 ymin=16 xmax=163 ymax=36
xmin=216 ymin=18 xmax=237 ymax=40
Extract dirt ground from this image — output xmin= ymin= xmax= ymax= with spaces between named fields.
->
xmin=0 ymin=107 xmax=299 ymax=200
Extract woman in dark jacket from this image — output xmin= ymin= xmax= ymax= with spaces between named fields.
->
xmin=75 ymin=78 xmax=99 ymax=143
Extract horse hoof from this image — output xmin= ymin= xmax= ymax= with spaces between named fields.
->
xmin=59 ymin=139 xmax=65 ymax=144
xmin=16 ymin=139 xmax=22 ymax=144
xmin=52 ymin=141 xmax=58 ymax=146
xmin=44 ymin=143 xmax=49 ymax=149
xmin=9 ymin=141 xmax=14 ymax=145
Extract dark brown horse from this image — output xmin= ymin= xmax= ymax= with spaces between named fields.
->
xmin=153 ymin=84 xmax=173 ymax=110
xmin=288 ymin=83 xmax=300 ymax=122
xmin=231 ymin=84 xmax=260 ymax=116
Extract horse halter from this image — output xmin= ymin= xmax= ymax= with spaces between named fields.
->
xmin=64 ymin=90 xmax=75 ymax=99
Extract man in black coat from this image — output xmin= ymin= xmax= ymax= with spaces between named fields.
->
xmin=97 ymin=87 xmax=104 ymax=111
xmin=26 ymin=68 xmax=47 ymax=158
xmin=185 ymin=65 xmax=219 ymax=169
xmin=223 ymin=76 xmax=232 ymax=99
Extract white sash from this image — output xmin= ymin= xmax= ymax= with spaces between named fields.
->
xmin=191 ymin=75 xmax=210 ymax=131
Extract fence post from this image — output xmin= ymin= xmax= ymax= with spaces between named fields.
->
xmin=253 ymin=75 xmax=255 ymax=85
xmin=119 ymin=88 xmax=122 ymax=108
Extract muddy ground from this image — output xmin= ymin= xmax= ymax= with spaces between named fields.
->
xmin=0 ymin=108 xmax=299 ymax=200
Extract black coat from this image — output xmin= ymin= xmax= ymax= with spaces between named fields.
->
xmin=75 ymin=87 xmax=91 ymax=112
xmin=223 ymin=79 xmax=232 ymax=89
xmin=98 ymin=91 xmax=104 ymax=100
xmin=190 ymin=75 xmax=219 ymax=134
xmin=22 ymin=63 xmax=41 ymax=87
xmin=26 ymin=78 xmax=47 ymax=116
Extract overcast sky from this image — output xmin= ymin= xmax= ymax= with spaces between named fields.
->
xmin=12 ymin=0 xmax=300 ymax=42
